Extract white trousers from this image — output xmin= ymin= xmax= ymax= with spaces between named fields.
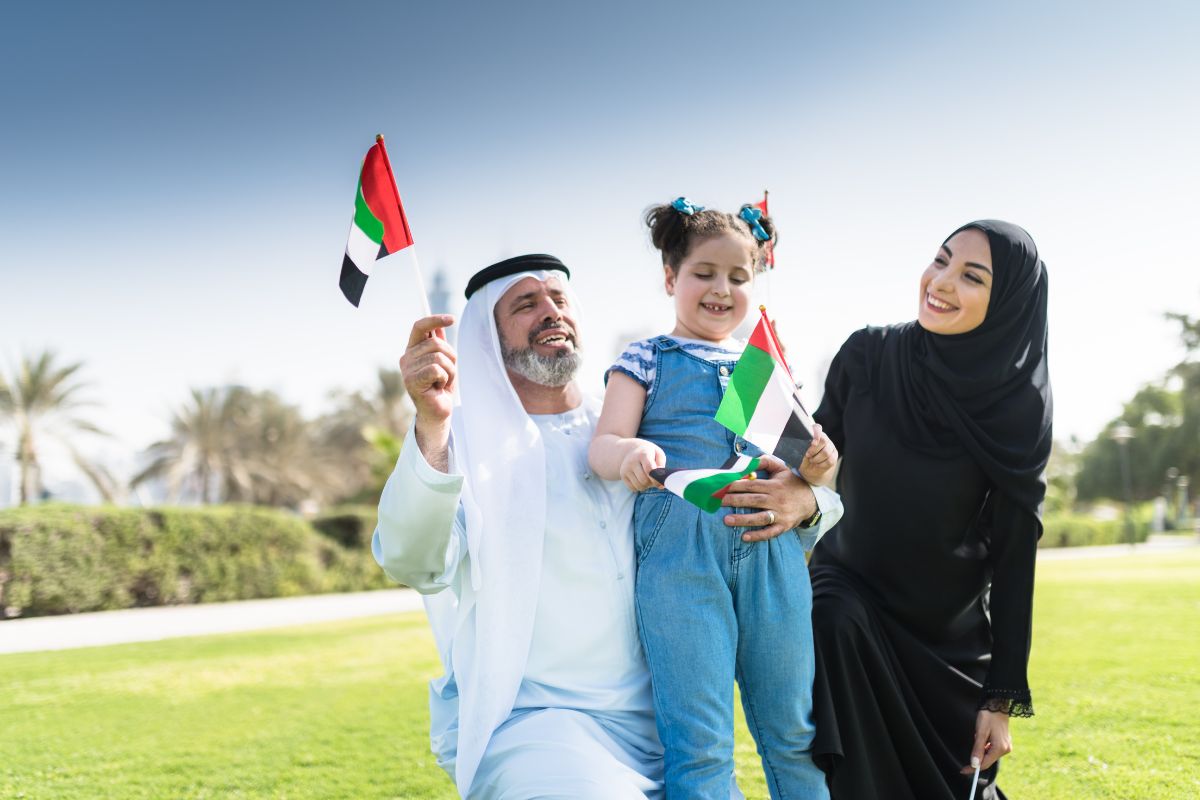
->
xmin=468 ymin=708 xmax=663 ymax=800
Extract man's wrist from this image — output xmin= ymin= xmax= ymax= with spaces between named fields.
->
xmin=798 ymin=484 xmax=821 ymax=529
xmin=414 ymin=416 xmax=451 ymax=473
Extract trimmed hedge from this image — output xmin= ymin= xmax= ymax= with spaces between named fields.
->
xmin=1040 ymin=510 xmax=1151 ymax=548
xmin=311 ymin=505 xmax=378 ymax=550
xmin=0 ymin=504 xmax=391 ymax=619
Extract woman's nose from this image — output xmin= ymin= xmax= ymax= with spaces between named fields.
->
xmin=929 ymin=272 xmax=954 ymax=294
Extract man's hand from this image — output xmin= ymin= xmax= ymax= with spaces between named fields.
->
xmin=961 ymin=709 xmax=1012 ymax=774
xmin=721 ymin=455 xmax=817 ymax=542
xmin=619 ymin=439 xmax=666 ymax=492
xmin=799 ymin=423 xmax=839 ymax=486
xmin=399 ymin=315 xmax=456 ymax=470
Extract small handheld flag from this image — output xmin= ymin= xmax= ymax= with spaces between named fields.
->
xmin=339 ymin=135 xmax=417 ymax=307
xmin=714 ymin=306 xmax=815 ymax=468
xmin=650 ymin=455 xmax=761 ymax=513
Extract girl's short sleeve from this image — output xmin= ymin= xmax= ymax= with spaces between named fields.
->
xmin=606 ymin=338 xmax=657 ymax=391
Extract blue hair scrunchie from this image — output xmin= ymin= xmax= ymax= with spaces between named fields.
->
xmin=739 ymin=206 xmax=770 ymax=242
xmin=671 ymin=196 xmax=705 ymax=216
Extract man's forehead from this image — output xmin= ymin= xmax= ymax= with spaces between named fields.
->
xmin=499 ymin=275 xmax=567 ymax=306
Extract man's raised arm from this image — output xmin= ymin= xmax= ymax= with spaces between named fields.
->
xmin=372 ymin=315 xmax=465 ymax=593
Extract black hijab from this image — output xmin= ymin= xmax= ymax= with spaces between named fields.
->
xmin=864 ymin=220 xmax=1052 ymax=521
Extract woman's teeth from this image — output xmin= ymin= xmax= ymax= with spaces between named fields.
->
xmin=926 ymin=294 xmax=956 ymax=311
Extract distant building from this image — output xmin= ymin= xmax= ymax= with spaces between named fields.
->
xmin=428 ymin=267 xmax=458 ymax=345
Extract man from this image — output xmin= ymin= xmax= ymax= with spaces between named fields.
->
xmin=373 ymin=254 xmax=840 ymax=798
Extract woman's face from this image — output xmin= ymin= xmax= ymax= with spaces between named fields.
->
xmin=917 ymin=227 xmax=993 ymax=335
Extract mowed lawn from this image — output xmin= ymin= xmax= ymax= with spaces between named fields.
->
xmin=2 ymin=549 xmax=1198 ymax=799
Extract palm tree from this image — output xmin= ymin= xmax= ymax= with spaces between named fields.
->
xmin=133 ymin=386 xmax=245 ymax=503
xmin=133 ymin=386 xmax=326 ymax=507
xmin=0 ymin=351 xmax=114 ymax=504
xmin=315 ymin=368 xmax=413 ymax=504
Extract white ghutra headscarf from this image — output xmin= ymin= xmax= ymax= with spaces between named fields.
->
xmin=427 ymin=265 xmax=585 ymax=794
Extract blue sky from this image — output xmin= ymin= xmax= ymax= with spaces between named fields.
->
xmin=2 ymin=0 xmax=1198 ymax=498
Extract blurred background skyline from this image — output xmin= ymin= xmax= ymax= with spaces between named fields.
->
xmin=2 ymin=0 xmax=1198 ymax=503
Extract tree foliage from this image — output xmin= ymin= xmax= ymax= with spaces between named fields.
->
xmin=0 ymin=351 xmax=115 ymax=504
xmin=1076 ymin=306 xmax=1200 ymax=504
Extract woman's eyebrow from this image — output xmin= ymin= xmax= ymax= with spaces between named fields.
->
xmin=941 ymin=245 xmax=952 ymax=258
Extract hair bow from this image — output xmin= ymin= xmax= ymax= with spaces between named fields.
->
xmin=739 ymin=206 xmax=770 ymax=241
xmin=671 ymin=196 xmax=706 ymax=216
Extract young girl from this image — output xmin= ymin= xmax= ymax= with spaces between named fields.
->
xmin=589 ymin=197 xmax=840 ymax=799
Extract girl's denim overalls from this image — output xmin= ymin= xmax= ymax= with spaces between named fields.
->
xmin=632 ymin=336 xmax=828 ymax=800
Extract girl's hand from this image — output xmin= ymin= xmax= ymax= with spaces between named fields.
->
xmin=799 ymin=423 xmax=838 ymax=486
xmin=961 ymin=709 xmax=1013 ymax=774
xmin=619 ymin=440 xmax=666 ymax=492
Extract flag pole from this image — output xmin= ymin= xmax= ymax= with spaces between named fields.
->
xmin=375 ymin=134 xmax=431 ymax=318
xmin=758 ymin=305 xmax=793 ymax=380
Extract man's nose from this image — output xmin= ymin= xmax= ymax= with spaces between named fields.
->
xmin=536 ymin=296 xmax=562 ymax=320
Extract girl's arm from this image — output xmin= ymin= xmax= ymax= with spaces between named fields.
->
xmin=588 ymin=371 xmax=665 ymax=491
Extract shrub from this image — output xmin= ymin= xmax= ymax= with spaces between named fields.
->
xmin=311 ymin=505 xmax=378 ymax=550
xmin=1040 ymin=510 xmax=1151 ymax=548
xmin=0 ymin=503 xmax=393 ymax=619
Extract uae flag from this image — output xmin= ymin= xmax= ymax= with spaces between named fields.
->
xmin=714 ymin=307 xmax=815 ymax=468
xmin=650 ymin=455 xmax=761 ymax=513
xmin=339 ymin=135 xmax=415 ymax=306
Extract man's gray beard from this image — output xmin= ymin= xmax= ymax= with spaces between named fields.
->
xmin=501 ymin=342 xmax=582 ymax=387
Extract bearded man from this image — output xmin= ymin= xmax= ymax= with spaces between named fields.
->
xmin=373 ymin=254 xmax=835 ymax=798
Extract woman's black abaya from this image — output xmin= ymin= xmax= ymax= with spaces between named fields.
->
xmin=810 ymin=221 xmax=1051 ymax=800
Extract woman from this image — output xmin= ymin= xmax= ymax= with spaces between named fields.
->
xmin=810 ymin=220 xmax=1051 ymax=799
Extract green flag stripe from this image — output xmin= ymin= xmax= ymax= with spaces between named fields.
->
xmin=680 ymin=458 xmax=760 ymax=512
xmin=714 ymin=344 xmax=774 ymax=435
xmin=354 ymin=180 xmax=385 ymax=245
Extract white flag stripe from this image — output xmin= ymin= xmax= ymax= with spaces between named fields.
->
xmin=345 ymin=222 xmax=379 ymax=276
xmin=661 ymin=456 xmax=757 ymax=495
xmin=741 ymin=363 xmax=796 ymax=454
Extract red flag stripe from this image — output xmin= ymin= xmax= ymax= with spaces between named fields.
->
xmin=360 ymin=142 xmax=414 ymax=254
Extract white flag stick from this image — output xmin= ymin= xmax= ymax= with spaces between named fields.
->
xmin=408 ymin=246 xmax=432 ymax=318
xmin=967 ymin=763 xmax=981 ymax=800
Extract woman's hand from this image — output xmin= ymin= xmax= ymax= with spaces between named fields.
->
xmin=961 ymin=709 xmax=1012 ymax=774
xmin=619 ymin=439 xmax=666 ymax=492
xmin=720 ymin=455 xmax=817 ymax=542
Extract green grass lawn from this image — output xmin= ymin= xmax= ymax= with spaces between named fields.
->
xmin=2 ymin=549 xmax=1198 ymax=799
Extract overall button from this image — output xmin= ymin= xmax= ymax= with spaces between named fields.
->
xmin=719 ymin=365 xmax=730 ymax=376
xmin=734 ymin=441 xmax=745 ymax=453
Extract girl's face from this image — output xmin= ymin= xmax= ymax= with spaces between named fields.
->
xmin=917 ymin=227 xmax=993 ymax=335
xmin=665 ymin=234 xmax=755 ymax=342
